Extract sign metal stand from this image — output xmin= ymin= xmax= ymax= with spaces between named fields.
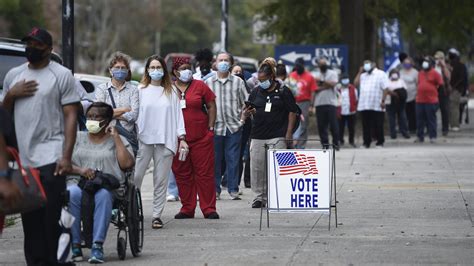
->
xmin=259 ymin=139 xmax=338 ymax=231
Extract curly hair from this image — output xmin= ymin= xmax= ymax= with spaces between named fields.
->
xmin=195 ymin=48 xmax=213 ymax=63
xmin=107 ymin=51 xmax=132 ymax=70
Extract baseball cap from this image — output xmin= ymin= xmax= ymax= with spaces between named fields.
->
xmin=448 ymin=48 xmax=460 ymax=56
xmin=21 ymin=27 xmax=53 ymax=46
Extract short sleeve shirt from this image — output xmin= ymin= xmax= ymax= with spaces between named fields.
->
xmin=179 ymin=79 xmax=216 ymax=142
xmin=357 ymin=68 xmax=389 ymax=112
xmin=2 ymin=61 xmax=80 ymax=167
xmin=400 ymin=68 xmax=418 ymax=102
xmin=287 ymin=71 xmax=317 ymax=102
xmin=416 ymin=69 xmax=443 ymax=104
xmin=249 ymin=84 xmax=298 ymax=140
xmin=314 ymin=69 xmax=339 ymax=107
xmin=67 ymin=131 xmax=133 ymax=184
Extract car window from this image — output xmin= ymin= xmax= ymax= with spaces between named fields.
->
xmin=0 ymin=53 xmax=27 ymax=90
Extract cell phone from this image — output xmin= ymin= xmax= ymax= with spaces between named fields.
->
xmin=245 ymin=101 xmax=256 ymax=109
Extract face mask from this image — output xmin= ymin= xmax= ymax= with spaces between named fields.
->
xmin=390 ymin=73 xmax=399 ymax=80
xmin=217 ymin=61 xmax=230 ymax=73
xmin=320 ymin=64 xmax=328 ymax=73
xmin=111 ymin=69 xmax=128 ymax=81
xmin=201 ymin=66 xmax=211 ymax=76
xmin=295 ymin=64 xmax=304 ymax=75
xmin=402 ymin=63 xmax=412 ymax=69
xmin=25 ymin=46 xmax=48 ymax=64
xmin=341 ymin=79 xmax=349 ymax=86
xmin=422 ymin=61 xmax=430 ymax=70
xmin=149 ymin=69 xmax=164 ymax=81
xmin=86 ymin=120 xmax=105 ymax=134
xmin=259 ymin=79 xmax=272 ymax=90
xmin=363 ymin=63 xmax=372 ymax=72
xmin=178 ymin=69 xmax=193 ymax=82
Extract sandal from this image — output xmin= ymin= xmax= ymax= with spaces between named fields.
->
xmin=152 ymin=217 xmax=163 ymax=229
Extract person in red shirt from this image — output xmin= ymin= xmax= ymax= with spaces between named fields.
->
xmin=416 ymin=56 xmax=443 ymax=143
xmin=287 ymin=58 xmax=317 ymax=148
xmin=171 ymin=57 xmax=220 ymax=219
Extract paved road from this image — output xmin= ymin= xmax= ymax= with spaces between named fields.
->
xmin=1 ymin=105 xmax=473 ymax=265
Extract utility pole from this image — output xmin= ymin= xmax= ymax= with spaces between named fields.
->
xmin=220 ymin=0 xmax=228 ymax=52
xmin=62 ymin=0 xmax=74 ymax=72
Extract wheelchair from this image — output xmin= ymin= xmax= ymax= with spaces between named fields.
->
xmin=110 ymin=170 xmax=144 ymax=260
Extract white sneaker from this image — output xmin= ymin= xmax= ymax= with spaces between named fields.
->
xmin=166 ymin=195 xmax=179 ymax=202
xmin=451 ymin=127 xmax=460 ymax=132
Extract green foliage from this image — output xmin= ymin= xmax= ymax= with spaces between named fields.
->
xmin=0 ymin=0 xmax=44 ymax=38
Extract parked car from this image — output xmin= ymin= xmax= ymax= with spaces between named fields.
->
xmin=0 ymin=38 xmax=27 ymax=101
xmin=234 ymin=56 xmax=259 ymax=74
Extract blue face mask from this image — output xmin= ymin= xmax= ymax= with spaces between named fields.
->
xmin=149 ymin=69 xmax=164 ymax=81
xmin=259 ymin=79 xmax=272 ymax=90
xmin=341 ymin=79 xmax=349 ymax=86
xmin=217 ymin=61 xmax=230 ymax=73
xmin=111 ymin=69 xmax=128 ymax=81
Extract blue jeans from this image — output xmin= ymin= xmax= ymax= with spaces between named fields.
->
xmin=68 ymin=184 xmax=113 ymax=245
xmin=214 ymin=128 xmax=242 ymax=194
xmin=167 ymin=172 xmax=179 ymax=198
xmin=387 ymin=103 xmax=409 ymax=138
xmin=416 ymin=103 xmax=438 ymax=140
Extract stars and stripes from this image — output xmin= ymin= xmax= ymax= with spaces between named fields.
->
xmin=275 ymin=152 xmax=318 ymax=176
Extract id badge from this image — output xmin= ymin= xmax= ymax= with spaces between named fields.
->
xmin=180 ymin=99 xmax=186 ymax=109
xmin=265 ymin=102 xmax=272 ymax=112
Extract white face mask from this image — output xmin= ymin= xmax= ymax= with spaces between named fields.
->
xmin=422 ymin=61 xmax=430 ymax=70
xmin=178 ymin=69 xmax=193 ymax=82
xmin=363 ymin=63 xmax=372 ymax=72
xmin=390 ymin=73 xmax=399 ymax=80
xmin=86 ymin=120 xmax=105 ymax=134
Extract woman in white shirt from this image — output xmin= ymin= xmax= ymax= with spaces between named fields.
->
xmin=134 ymin=55 xmax=188 ymax=229
xmin=399 ymin=57 xmax=418 ymax=134
xmin=383 ymin=69 xmax=410 ymax=139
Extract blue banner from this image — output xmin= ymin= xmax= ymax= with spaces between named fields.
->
xmin=380 ymin=19 xmax=404 ymax=72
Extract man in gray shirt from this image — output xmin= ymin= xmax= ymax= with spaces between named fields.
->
xmin=2 ymin=27 xmax=79 ymax=265
xmin=313 ymin=57 xmax=339 ymax=149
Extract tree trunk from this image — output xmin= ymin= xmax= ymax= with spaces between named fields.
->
xmin=340 ymin=0 xmax=365 ymax=79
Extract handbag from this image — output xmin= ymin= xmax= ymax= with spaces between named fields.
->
xmin=0 ymin=147 xmax=47 ymax=215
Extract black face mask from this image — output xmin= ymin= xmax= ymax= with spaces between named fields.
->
xmin=320 ymin=64 xmax=328 ymax=73
xmin=26 ymin=46 xmax=48 ymax=64
xmin=201 ymin=66 xmax=211 ymax=77
xmin=295 ymin=64 xmax=304 ymax=75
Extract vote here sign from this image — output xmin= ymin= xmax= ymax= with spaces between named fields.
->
xmin=267 ymin=149 xmax=332 ymax=213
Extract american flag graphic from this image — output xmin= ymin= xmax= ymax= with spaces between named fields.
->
xmin=275 ymin=152 xmax=318 ymax=176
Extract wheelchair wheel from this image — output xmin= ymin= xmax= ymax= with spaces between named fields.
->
xmin=127 ymin=186 xmax=144 ymax=257
xmin=117 ymin=237 xmax=127 ymax=260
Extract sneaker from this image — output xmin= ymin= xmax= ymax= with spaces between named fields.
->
xmin=451 ymin=127 xmax=460 ymax=132
xmin=174 ymin=212 xmax=194 ymax=219
xmin=152 ymin=217 xmax=163 ymax=229
xmin=375 ymin=144 xmax=383 ymax=149
xmin=166 ymin=195 xmax=179 ymax=202
xmin=430 ymin=138 xmax=436 ymax=144
xmin=229 ymin=192 xmax=241 ymax=200
xmin=414 ymin=139 xmax=424 ymax=143
xmin=216 ymin=192 xmax=221 ymax=200
xmin=204 ymin=212 xmax=220 ymax=219
xmin=251 ymin=200 xmax=266 ymax=208
xmin=72 ymin=246 xmax=83 ymax=262
xmin=88 ymin=243 xmax=104 ymax=264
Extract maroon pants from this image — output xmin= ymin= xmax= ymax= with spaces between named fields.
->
xmin=172 ymin=131 xmax=216 ymax=217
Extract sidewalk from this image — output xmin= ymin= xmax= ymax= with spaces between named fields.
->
xmin=1 ymin=106 xmax=473 ymax=265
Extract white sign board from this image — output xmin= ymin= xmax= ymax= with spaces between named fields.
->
xmin=267 ymin=149 xmax=332 ymax=213
xmin=253 ymin=14 xmax=276 ymax=44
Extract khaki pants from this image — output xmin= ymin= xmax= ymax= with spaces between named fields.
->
xmin=250 ymin=138 xmax=286 ymax=202
xmin=449 ymin=90 xmax=461 ymax=128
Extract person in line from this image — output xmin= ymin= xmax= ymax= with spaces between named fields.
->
xmin=95 ymin=51 xmax=139 ymax=154
xmin=231 ymin=64 xmax=252 ymax=189
xmin=0 ymin=107 xmax=21 ymax=235
xmin=67 ymin=102 xmax=134 ymax=263
xmin=2 ymin=27 xmax=79 ymax=265
xmin=384 ymin=69 xmax=410 ymax=139
xmin=314 ymin=57 xmax=339 ymax=149
xmin=205 ymin=52 xmax=249 ymax=200
xmin=447 ymin=48 xmax=468 ymax=132
xmin=287 ymin=58 xmax=317 ymax=149
xmin=415 ymin=57 xmax=443 ymax=143
xmin=193 ymin=48 xmax=215 ymax=81
xmin=433 ymin=51 xmax=451 ymax=136
xmin=400 ymin=57 xmax=419 ymax=134
xmin=133 ymin=55 xmax=187 ymax=229
xmin=171 ymin=57 xmax=219 ymax=219
xmin=354 ymin=60 xmax=389 ymax=148
xmin=336 ymin=74 xmax=358 ymax=147
xmin=245 ymin=58 xmax=298 ymax=208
